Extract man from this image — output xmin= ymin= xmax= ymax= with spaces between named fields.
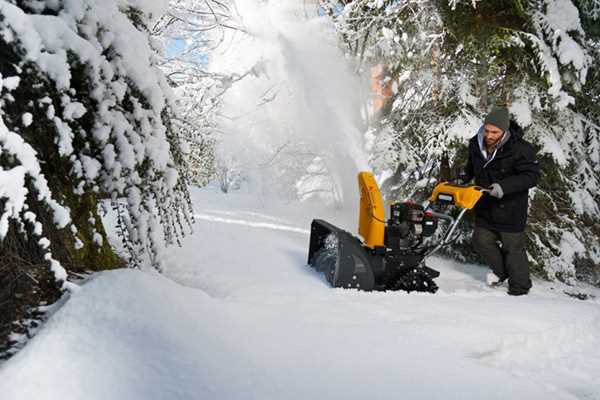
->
xmin=462 ymin=106 xmax=540 ymax=296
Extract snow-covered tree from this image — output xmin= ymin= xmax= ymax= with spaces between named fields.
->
xmin=152 ymin=0 xmax=246 ymax=187
xmin=0 ymin=0 xmax=193 ymax=301
xmin=326 ymin=0 xmax=600 ymax=284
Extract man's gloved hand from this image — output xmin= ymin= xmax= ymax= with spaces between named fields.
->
xmin=488 ymin=183 xmax=504 ymax=199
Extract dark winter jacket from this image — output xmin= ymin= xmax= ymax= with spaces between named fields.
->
xmin=464 ymin=120 xmax=540 ymax=232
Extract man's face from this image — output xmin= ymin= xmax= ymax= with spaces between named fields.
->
xmin=484 ymin=124 xmax=504 ymax=148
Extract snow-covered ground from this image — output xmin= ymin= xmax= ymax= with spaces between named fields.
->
xmin=1 ymin=186 xmax=600 ymax=400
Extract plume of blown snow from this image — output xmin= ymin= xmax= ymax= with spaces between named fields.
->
xmin=210 ymin=0 xmax=370 ymax=213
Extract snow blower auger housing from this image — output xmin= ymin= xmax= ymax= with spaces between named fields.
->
xmin=307 ymin=172 xmax=485 ymax=293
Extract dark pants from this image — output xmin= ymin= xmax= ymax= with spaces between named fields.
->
xmin=473 ymin=226 xmax=532 ymax=295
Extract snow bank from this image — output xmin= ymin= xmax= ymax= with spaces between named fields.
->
xmin=2 ymin=187 xmax=600 ymax=399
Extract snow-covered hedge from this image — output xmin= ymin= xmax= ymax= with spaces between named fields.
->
xmin=0 ymin=0 xmax=192 ymax=289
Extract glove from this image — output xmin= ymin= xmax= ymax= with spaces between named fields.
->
xmin=488 ymin=183 xmax=504 ymax=199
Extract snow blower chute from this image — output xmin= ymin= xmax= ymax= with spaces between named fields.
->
xmin=307 ymin=172 xmax=485 ymax=293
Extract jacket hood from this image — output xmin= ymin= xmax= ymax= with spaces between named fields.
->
xmin=508 ymin=120 xmax=525 ymax=141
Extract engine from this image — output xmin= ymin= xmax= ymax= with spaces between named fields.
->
xmin=385 ymin=201 xmax=437 ymax=249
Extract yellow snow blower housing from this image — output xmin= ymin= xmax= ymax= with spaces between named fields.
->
xmin=428 ymin=182 xmax=484 ymax=210
xmin=357 ymin=175 xmax=484 ymax=249
xmin=358 ymin=171 xmax=385 ymax=249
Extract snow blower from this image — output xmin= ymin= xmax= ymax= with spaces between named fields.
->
xmin=307 ymin=172 xmax=485 ymax=293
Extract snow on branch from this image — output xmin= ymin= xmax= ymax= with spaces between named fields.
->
xmin=0 ymin=0 xmax=193 ymax=280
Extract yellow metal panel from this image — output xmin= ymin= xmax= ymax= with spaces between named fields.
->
xmin=358 ymin=172 xmax=385 ymax=249
xmin=428 ymin=182 xmax=484 ymax=210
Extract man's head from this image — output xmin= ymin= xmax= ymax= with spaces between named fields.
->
xmin=483 ymin=124 xmax=504 ymax=148
xmin=483 ymin=106 xmax=510 ymax=148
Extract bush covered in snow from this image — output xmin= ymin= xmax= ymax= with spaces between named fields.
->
xmin=0 ymin=0 xmax=193 ymax=348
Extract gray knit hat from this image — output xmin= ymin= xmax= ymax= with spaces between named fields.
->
xmin=484 ymin=106 xmax=510 ymax=132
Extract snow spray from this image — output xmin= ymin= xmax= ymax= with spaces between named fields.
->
xmin=211 ymin=0 xmax=369 ymax=211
